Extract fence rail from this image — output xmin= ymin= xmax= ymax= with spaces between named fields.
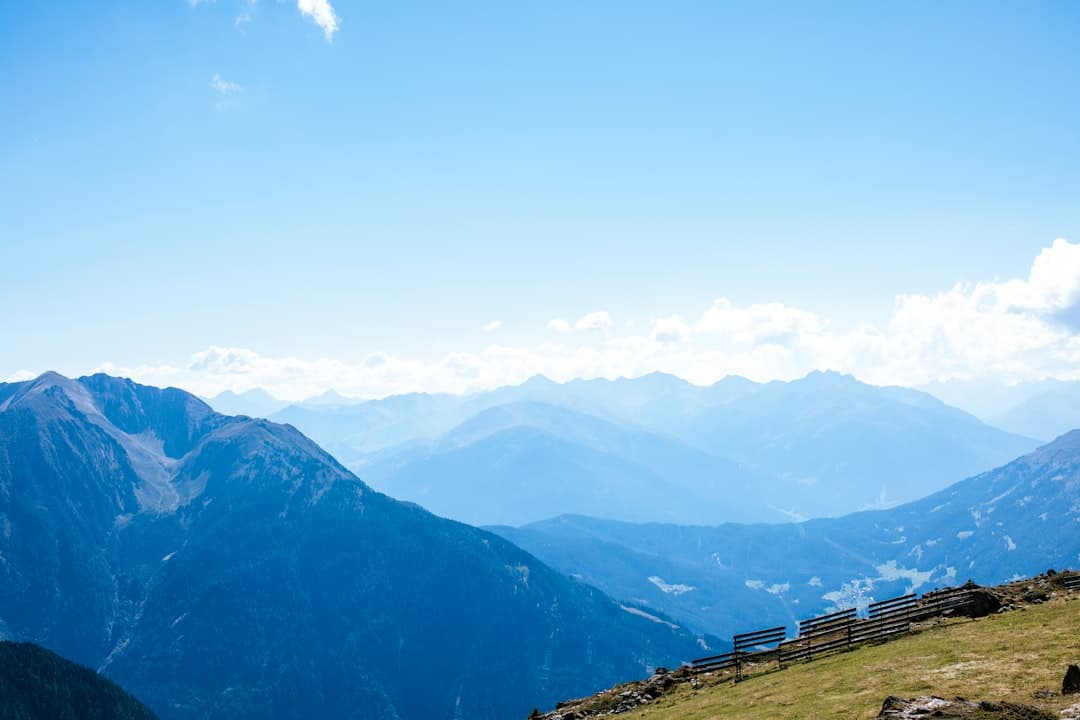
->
xmin=799 ymin=607 xmax=857 ymax=635
xmin=778 ymin=607 xmax=857 ymax=664
xmin=1062 ymin=574 xmax=1080 ymax=590
xmin=732 ymin=626 xmax=785 ymax=680
xmin=868 ymin=593 xmax=916 ymax=619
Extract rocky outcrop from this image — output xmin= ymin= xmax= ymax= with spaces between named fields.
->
xmin=961 ymin=589 xmax=1003 ymax=618
xmin=876 ymin=696 xmax=1055 ymax=719
xmin=533 ymin=668 xmax=697 ymax=719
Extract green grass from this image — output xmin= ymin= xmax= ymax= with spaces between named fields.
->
xmin=633 ymin=598 xmax=1080 ymax=720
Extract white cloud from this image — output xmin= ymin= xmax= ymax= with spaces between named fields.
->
xmin=235 ymin=0 xmax=256 ymax=32
xmin=867 ymin=239 xmax=1080 ymax=384
xmin=651 ymin=315 xmax=690 ymax=343
xmin=481 ymin=320 xmax=503 ymax=332
xmin=5 ymin=370 xmax=37 ymax=383
xmin=297 ymin=0 xmax=339 ymax=41
xmin=190 ymin=0 xmax=338 ymax=40
xmin=79 ymin=239 xmax=1080 ymax=400
xmin=995 ymin=238 xmax=1080 ymax=316
xmin=547 ymin=318 xmax=571 ymax=332
xmin=574 ymin=311 xmax=613 ymax=332
xmin=695 ymin=299 xmax=824 ymax=345
xmin=209 ymin=73 xmax=243 ymax=95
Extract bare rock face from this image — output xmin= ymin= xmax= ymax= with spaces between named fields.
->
xmin=535 ymin=667 xmax=695 ymax=719
xmin=878 ymin=696 xmax=954 ymax=718
xmin=961 ymin=589 xmax=1003 ymax=618
xmin=1064 ymin=665 xmax=1080 ymax=695
xmin=876 ymin=696 xmax=1055 ymax=719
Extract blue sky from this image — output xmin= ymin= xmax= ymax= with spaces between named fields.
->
xmin=2 ymin=1 xmax=1079 ymax=398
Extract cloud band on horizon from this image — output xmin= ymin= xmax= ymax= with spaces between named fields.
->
xmin=8 ymin=239 xmax=1079 ymax=402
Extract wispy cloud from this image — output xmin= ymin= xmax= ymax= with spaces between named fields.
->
xmin=297 ymin=0 xmax=339 ymax=41
xmin=481 ymin=320 xmax=503 ymax=332
xmin=189 ymin=0 xmax=339 ymax=41
xmin=574 ymin=311 xmax=613 ymax=332
xmin=209 ymin=73 xmax=243 ymax=95
xmin=235 ymin=0 xmax=257 ymax=32
xmin=548 ymin=312 xmax=614 ymax=333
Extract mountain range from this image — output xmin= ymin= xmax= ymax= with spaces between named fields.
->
xmin=244 ymin=372 xmax=1038 ymax=523
xmin=0 ymin=372 xmax=704 ymax=720
xmin=493 ymin=430 xmax=1080 ymax=638
xmin=8 ymin=370 xmax=1074 ymax=719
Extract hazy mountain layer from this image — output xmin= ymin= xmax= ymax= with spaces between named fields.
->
xmin=203 ymin=389 xmax=288 ymax=418
xmin=991 ymin=384 xmax=1080 ymax=442
xmin=361 ymin=402 xmax=773 ymax=526
xmin=276 ymin=371 xmax=1038 ymax=521
xmin=493 ymin=431 xmax=1080 ymax=638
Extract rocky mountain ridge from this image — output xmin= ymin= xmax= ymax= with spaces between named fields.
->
xmin=0 ymin=372 xmax=705 ymax=720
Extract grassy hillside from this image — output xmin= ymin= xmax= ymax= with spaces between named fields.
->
xmin=549 ymin=590 xmax=1080 ymax=720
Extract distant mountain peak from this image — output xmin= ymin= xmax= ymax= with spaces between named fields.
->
xmin=302 ymin=388 xmax=358 ymax=405
xmin=212 ymin=388 xmax=281 ymax=403
xmin=711 ymin=373 xmax=753 ymax=384
xmin=1 ymin=370 xmax=99 ymax=415
xmin=800 ymin=369 xmax=857 ymax=384
xmin=31 ymin=369 xmax=69 ymax=386
xmin=520 ymin=374 xmax=558 ymax=387
xmin=631 ymin=371 xmax=695 ymax=387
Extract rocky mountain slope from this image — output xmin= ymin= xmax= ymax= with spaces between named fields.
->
xmin=0 ymin=372 xmax=706 ymax=720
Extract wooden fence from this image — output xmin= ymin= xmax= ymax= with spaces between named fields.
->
xmin=689 ymin=581 xmax=982 ymax=680
xmin=690 ymin=573 xmax=1080 ymax=682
